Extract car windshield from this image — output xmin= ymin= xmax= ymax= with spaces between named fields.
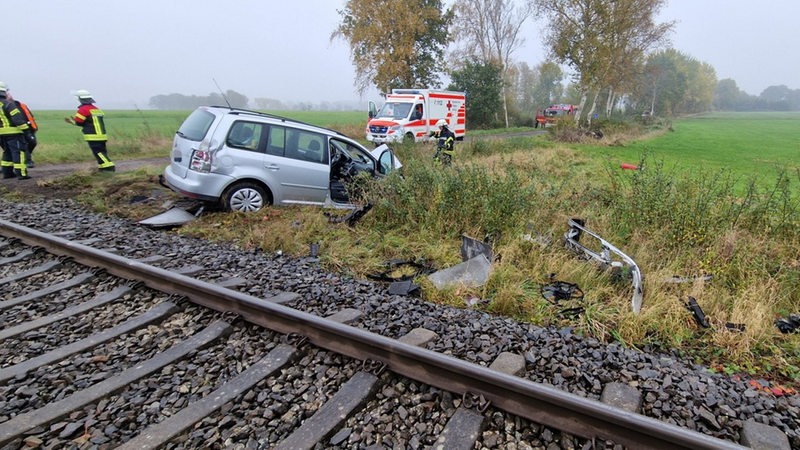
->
xmin=375 ymin=102 xmax=412 ymax=120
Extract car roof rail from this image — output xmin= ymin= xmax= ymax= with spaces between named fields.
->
xmin=210 ymin=105 xmax=348 ymax=138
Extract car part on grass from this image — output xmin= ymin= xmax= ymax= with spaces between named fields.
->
xmin=563 ymin=218 xmax=643 ymax=314
xmin=664 ymin=274 xmax=714 ymax=284
xmin=428 ymin=254 xmax=492 ymax=290
xmin=465 ymin=295 xmax=491 ymax=307
xmin=725 ymin=322 xmax=745 ymax=332
xmin=682 ymin=297 xmax=746 ymax=332
xmin=775 ymin=314 xmax=800 ymax=334
xmin=325 ymin=203 xmax=373 ymax=225
xmin=541 ymin=276 xmax=585 ymax=318
xmin=522 ymin=223 xmax=552 ymax=248
xmin=138 ymin=205 xmax=205 ymax=229
xmin=367 ymin=258 xmax=436 ymax=283
xmin=367 ymin=258 xmax=435 ymax=297
xmin=541 ymin=275 xmax=584 ymax=303
xmin=684 ymin=297 xmax=710 ymax=328
xmin=460 ymin=234 xmax=493 ymax=262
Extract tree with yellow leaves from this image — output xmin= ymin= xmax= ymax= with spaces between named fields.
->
xmin=332 ymin=0 xmax=454 ymax=95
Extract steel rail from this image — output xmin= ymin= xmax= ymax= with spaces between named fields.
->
xmin=0 ymin=219 xmax=746 ymax=450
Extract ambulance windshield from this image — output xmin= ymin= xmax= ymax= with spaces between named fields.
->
xmin=375 ymin=102 xmax=413 ymax=120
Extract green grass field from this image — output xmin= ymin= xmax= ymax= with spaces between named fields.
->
xmin=592 ymin=112 xmax=800 ymax=185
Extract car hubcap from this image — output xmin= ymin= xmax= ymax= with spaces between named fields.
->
xmin=230 ymin=188 xmax=264 ymax=212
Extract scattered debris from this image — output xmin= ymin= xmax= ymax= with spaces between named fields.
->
xmin=428 ymin=254 xmax=492 ymax=290
xmin=522 ymin=223 xmax=552 ymax=248
xmin=366 ymin=259 xmax=434 ymax=297
xmin=563 ymin=218 xmax=644 ymax=313
xmin=681 ymin=297 xmax=746 ymax=332
xmin=725 ymin=322 xmax=746 ymax=333
xmin=684 ymin=297 xmax=710 ymax=328
xmin=367 ymin=259 xmax=435 ymax=283
xmin=309 ymin=242 xmax=319 ymax=257
xmin=664 ymin=274 xmax=714 ymax=284
xmin=138 ymin=205 xmax=204 ymax=228
xmin=541 ymin=275 xmax=585 ymax=318
xmin=325 ymin=203 xmax=373 ymax=225
xmin=541 ymin=277 xmax=584 ymax=303
xmin=465 ymin=295 xmax=491 ymax=308
xmin=460 ymin=234 xmax=493 ymax=262
xmin=775 ymin=314 xmax=800 ymax=334
xmin=129 ymin=195 xmax=150 ymax=204
xmin=620 ymin=163 xmax=640 ymax=170
xmin=388 ymin=280 xmax=421 ymax=296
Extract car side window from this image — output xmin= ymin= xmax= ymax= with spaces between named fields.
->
xmin=284 ymin=129 xmax=327 ymax=164
xmin=227 ymin=121 xmax=264 ymax=152
xmin=266 ymin=125 xmax=285 ymax=156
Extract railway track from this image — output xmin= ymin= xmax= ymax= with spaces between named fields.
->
xmin=0 ymin=217 xmax=765 ymax=449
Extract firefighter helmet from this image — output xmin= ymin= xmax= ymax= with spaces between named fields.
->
xmin=0 ymin=82 xmax=7 ymax=93
xmin=75 ymin=89 xmax=93 ymax=99
xmin=436 ymin=119 xmax=448 ymax=128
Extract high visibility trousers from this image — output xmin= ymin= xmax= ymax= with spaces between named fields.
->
xmin=87 ymin=140 xmax=116 ymax=171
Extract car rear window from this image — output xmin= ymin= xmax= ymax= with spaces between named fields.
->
xmin=177 ymin=109 xmax=216 ymax=141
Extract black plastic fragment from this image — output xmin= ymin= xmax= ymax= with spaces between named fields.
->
xmin=684 ymin=296 xmax=710 ymax=328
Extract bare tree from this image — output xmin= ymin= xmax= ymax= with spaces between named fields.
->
xmin=452 ymin=0 xmax=533 ymax=127
xmin=331 ymin=0 xmax=453 ymax=96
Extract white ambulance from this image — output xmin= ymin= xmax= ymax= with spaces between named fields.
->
xmin=366 ymin=89 xmax=466 ymax=144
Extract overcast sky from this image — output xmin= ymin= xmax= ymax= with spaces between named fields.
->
xmin=5 ymin=1 xmax=799 ymax=109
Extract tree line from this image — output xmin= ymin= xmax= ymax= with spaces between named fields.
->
xmin=150 ymin=0 xmax=796 ymax=125
xmin=332 ymin=0 xmax=797 ymax=128
xmin=148 ymin=91 xmax=362 ymax=111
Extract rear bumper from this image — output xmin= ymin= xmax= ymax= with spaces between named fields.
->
xmin=161 ymin=165 xmax=227 ymax=203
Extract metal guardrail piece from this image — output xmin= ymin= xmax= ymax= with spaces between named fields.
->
xmin=563 ymin=219 xmax=644 ymax=313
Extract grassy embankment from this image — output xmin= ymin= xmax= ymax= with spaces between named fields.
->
xmin=19 ymin=109 xmax=800 ymax=386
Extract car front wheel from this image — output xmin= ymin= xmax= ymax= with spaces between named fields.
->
xmin=223 ymin=182 xmax=269 ymax=212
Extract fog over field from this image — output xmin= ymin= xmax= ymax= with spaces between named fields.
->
xmin=6 ymin=0 xmax=799 ymax=109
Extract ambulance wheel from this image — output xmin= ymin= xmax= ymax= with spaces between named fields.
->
xmin=404 ymin=132 xmax=415 ymax=143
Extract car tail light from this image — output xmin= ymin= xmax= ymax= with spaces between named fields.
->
xmin=189 ymin=149 xmax=212 ymax=172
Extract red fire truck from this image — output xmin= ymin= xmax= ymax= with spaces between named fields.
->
xmin=535 ymin=104 xmax=577 ymax=128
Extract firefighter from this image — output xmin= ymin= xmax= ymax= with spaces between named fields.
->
xmin=64 ymin=90 xmax=116 ymax=172
xmin=429 ymin=118 xmax=455 ymax=165
xmin=9 ymin=94 xmax=38 ymax=167
xmin=0 ymin=82 xmax=32 ymax=179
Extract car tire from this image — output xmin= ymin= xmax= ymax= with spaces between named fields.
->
xmin=223 ymin=182 xmax=270 ymax=212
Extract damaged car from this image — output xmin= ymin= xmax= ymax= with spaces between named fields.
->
xmin=161 ymin=106 xmax=401 ymax=212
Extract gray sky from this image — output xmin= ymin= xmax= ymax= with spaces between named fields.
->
xmin=6 ymin=1 xmax=799 ymax=110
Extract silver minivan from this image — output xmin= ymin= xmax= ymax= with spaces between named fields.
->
xmin=162 ymin=107 xmax=401 ymax=212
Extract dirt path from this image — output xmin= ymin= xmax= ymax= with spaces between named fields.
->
xmin=0 ymin=157 xmax=168 ymax=198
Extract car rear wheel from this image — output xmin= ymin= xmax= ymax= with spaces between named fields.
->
xmin=223 ymin=182 xmax=270 ymax=212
